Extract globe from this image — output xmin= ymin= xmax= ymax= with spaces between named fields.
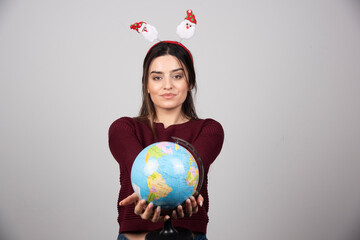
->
xmin=131 ymin=140 xmax=200 ymax=210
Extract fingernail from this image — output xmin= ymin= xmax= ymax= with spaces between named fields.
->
xmin=156 ymin=206 xmax=161 ymax=213
xmin=148 ymin=202 xmax=153 ymax=209
xmin=119 ymin=201 xmax=122 ymax=206
xmin=200 ymin=201 xmax=203 ymax=207
xmin=186 ymin=199 xmax=191 ymax=204
xmin=190 ymin=196 xmax=195 ymax=201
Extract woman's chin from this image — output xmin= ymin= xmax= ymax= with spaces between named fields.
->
xmin=155 ymin=104 xmax=182 ymax=111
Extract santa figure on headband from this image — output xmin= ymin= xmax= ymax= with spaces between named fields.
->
xmin=176 ymin=9 xmax=197 ymax=40
xmin=130 ymin=21 xmax=158 ymax=42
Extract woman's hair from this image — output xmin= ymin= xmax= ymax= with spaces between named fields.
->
xmin=137 ymin=41 xmax=198 ymax=134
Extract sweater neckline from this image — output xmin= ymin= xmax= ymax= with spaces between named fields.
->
xmin=154 ymin=119 xmax=194 ymax=130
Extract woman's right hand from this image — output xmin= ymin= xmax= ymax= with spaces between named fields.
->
xmin=120 ymin=193 xmax=170 ymax=223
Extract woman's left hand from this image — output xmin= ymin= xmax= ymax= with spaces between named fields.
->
xmin=171 ymin=194 xmax=204 ymax=219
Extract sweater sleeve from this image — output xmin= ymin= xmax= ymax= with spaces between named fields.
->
xmin=192 ymin=119 xmax=224 ymax=172
xmin=108 ymin=117 xmax=144 ymax=174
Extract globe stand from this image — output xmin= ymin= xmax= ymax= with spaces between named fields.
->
xmin=145 ymin=218 xmax=193 ymax=240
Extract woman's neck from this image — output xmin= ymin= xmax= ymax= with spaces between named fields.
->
xmin=154 ymin=108 xmax=189 ymax=128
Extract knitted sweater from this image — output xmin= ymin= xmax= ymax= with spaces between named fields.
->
xmin=108 ymin=117 xmax=224 ymax=234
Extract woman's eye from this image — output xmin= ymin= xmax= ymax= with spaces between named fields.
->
xmin=174 ymin=75 xmax=183 ymax=79
xmin=153 ymin=76 xmax=161 ymax=80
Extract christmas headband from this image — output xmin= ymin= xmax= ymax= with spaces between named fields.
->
xmin=147 ymin=41 xmax=193 ymax=62
xmin=130 ymin=9 xmax=197 ymax=59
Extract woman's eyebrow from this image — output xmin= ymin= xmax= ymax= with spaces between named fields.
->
xmin=150 ymin=71 xmax=163 ymax=74
xmin=172 ymin=68 xmax=184 ymax=72
xmin=150 ymin=68 xmax=184 ymax=74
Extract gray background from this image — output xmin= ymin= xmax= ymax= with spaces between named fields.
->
xmin=1 ymin=0 xmax=360 ymax=239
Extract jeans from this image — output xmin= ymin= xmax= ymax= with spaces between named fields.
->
xmin=117 ymin=233 xmax=208 ymax=240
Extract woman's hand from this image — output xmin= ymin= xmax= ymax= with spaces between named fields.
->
xmin=120 ymin=193 xmax=169 ymax=223
xmin=171 ymin=194 xmax=204 ymax=219
xmin=119 ymin=193 xmax=204 ymax=223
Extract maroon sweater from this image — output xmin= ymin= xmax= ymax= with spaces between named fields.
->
xmin=108 ymin=117 xmax=224 ymax=234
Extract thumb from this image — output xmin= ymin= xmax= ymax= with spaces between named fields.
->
xmin=119 ymin=192 xmax=139 ymax=206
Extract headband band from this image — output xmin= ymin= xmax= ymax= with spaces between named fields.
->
xmin=147 ymin=41 xmax=193 ymax=62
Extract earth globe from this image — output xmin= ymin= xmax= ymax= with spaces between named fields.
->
xmin=131 ymin=137 xmax=204 ymax=240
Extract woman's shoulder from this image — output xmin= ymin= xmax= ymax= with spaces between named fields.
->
xmin=109 ymin=116 xmax=134 ymax=130
xmin=201 ymin=118 xmax=222 ymax=126
xmin=109 ymin=116 xmax=149 ymax=133
xmin=189 ymin=118 xmax=224 ymax=140
xmin=194 ymin=118 xmax=224 ymax=131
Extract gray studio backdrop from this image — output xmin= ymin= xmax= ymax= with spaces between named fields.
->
xmin=1 ymin=0 xmax=360 ymax=239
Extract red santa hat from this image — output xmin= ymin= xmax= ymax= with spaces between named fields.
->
xmin=130 ymin=21 xmax=146 ymax=33
xmin=185 ymin=9 xmax=197 ymax=24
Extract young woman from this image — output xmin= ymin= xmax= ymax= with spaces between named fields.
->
xmin=109 ymin=41 xmax=224 ymax=240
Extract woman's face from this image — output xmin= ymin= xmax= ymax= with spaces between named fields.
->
xmin=147 ymin=55 xmax=189 ymax=113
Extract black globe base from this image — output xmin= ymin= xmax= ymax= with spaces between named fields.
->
xmin=145 ymin=218 xmax=193 ymax=240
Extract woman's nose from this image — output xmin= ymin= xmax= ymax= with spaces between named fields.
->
xmin=163 ymin=77 xmax=173 ymax=89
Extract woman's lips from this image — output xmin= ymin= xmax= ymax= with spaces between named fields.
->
xmin=161 ymin=93 xmax=176 ymax=99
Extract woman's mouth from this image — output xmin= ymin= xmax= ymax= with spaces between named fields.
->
xmin=161 ymin=93 xmax=176 ymax=99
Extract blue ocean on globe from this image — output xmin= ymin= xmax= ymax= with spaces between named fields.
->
xmin=131 ymin=141 xmax=199 ymax=210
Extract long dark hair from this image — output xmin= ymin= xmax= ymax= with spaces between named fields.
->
xmin=137 ymin=41 xmax=198 ymax=135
